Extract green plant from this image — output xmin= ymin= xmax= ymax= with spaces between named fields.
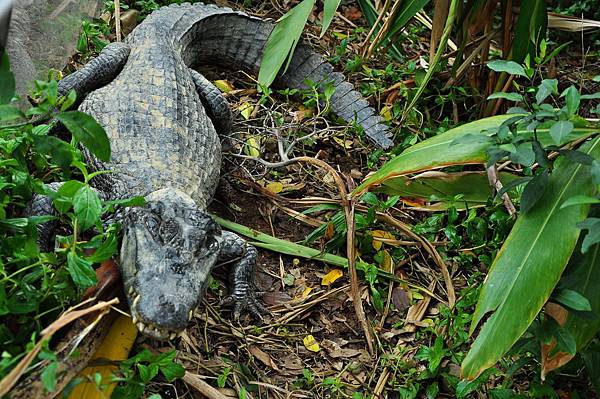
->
xmin=76 ymin=20 xmax=110 ymax=57
xmin=258 ymin=0 xmax=342 ymax=87
xmin=110 ymin=349 xmax=185 ymax=399
xmin=352 ymin=54 xmax=600 ymax=381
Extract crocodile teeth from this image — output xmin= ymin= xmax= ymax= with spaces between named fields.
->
xmin=132 ymin=314 xmax=138 ymax=323
xmin=169 ymin=332 xmax=177 ymax=340
xmin=132 ymin=294 xmax=141 ymax=309
xmin=128 ymin=286 xmax=134 ymax=295
xmin=188 ymin=310 xmax=194 ymax=321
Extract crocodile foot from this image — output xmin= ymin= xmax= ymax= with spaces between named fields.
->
xmin=220 ymin=284 xmax=269 ymax=321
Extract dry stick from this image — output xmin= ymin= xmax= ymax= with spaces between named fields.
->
xmin=364 ymin=0 xmax=404 ymax=59
xmin=378 ymin=213 xmax=456 ymax=308
xmin=234 ymin=154 xmax=375 ymax=354
xmin=114 ymin=0 xmax=122 ymax=42
xmin=360 ymin=0 xmax=392 ymax=56
xmin=487 ymin=164 xmax=517 ymax=216
xmin=0 ymin=298 xmax=119 ymax=396
xmin=491 ymin=74 xmax=515 ymax=115
xmin=183 ymin=372 xmax=231 ymax=399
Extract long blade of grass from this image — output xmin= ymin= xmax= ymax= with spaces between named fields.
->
xmin=401 ymin=0 xmax=459 ymax=122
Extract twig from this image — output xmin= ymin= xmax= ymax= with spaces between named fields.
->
xmin=236 ymin=155 xmax=375 ymax=354
xmin=486 ymin=164 xmax=516 ymax=216
xmin=0 ymin=298 xmax=119 ymax=396
xmin=378 ymin=213 xmax=455 ymax=308
xmin=183 ymin=372 xmax=231 ymax=399
xmin=114 ymin=0 xmax=122 ymax=42
xmin=360 ymin=0 xmax=392 ymax=56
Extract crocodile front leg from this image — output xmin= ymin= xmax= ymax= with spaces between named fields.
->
xmin=217 ymin=231 xmax=266 ymax=320
xmin=58 ymin=42 xmax=131 ymax=101
xmin=189 ymin=69 xmax=233 ymax=136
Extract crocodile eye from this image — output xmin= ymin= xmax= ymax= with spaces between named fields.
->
xmin=145 ymin=215 xmax=160 ymax=231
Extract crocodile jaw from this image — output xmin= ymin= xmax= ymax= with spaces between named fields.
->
xmin=120 ymin=188 xmax=221 ymax=340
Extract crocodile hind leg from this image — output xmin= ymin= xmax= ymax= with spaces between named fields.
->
xmin=189 ymin=69 xmax=233 ymax=136
xmin=58 ymin=42 xmax=131 ymax=102
xmin=217 ymin=231 xmax=267 ymax=320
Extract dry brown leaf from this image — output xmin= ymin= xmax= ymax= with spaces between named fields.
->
xmin=248 ymin=345 xmax=279 ymax=370
xmin=343 ymin=5 xmax=362 ymax=21
xmin=541 ymin=302 xmax=574 ymax=380
xmin=391 ymin=287 xmax=411 ymax=312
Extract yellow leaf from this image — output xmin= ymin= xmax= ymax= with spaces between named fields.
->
xmin=214 ymin=79 xmax=234 ymax=93
xmin=303 ymin=334 xmax=320 ymax=352
xmin=243 ymin=136 xmax=261 ymax=157
xmin=380 ymin=105 xmax=393 ymax=121
xmin=295 ymin=286 xmax=313 ymax=299
xmin=332 ymin=32 xmax=348 ymax=40
xmin=239 ymin=102 xmax=253 ymax=120
xmin=333 ymin=136 xmax=353 ymax=149
xmin=266 ymin=181 xmax=284 ymax=193
xmin=321 ymin=269 xmax=343 ymax=286
xmin=378 ymin=250 xmax=392 ymax=271
xmin=371 ymin=230 xmax=395 ymax=250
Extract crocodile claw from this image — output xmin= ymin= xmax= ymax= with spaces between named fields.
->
xmin=220 ymin=289 xmax=269 ymax=322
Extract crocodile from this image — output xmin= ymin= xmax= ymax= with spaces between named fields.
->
xmin=44 ymin=2 xmax=394 ymax=340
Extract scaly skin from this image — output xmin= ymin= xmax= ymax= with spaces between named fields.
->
xmin=53 ymin=2 xmax=393 ymax=340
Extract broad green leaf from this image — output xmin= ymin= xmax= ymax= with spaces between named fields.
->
xmin=73 ymin=185 xmax=102 ymax=231
xmin=320 ymin=0 xmax=342 ymax=37
xmin=53 ymin=180 xmax=84 ymax=214
xmin=33 ymin=135 xmax=75 ymax=169
xmin=581 ymin=93 xmax=600 ymax=100
xmin=551 ymin=237 xmax=600 ymax=365
xmin=553 ymin=288 xmax=592 ymax=311
xmin=57 ymin=111 xmax=111 ymax=161
xmin=376 ymin=171 xmax=520 ymax=210
xmin=536 ymin=79 xmax=558 ymax=104
xmin=520 ymin=169 xmax=548 ymax=213
xmin=510 ymin=142 xmax=536 ymax=167
xmin=160 ymin=362 xmax=185 ymax=382
xmin=487 ymin=92 xmax=523 ymax=102
xmin=550 ymin=121 xmax=574 ymax=145
xmin=561 ymin=86 xmax=580 ymax=116
xmin=560 ymin=195 xmax=600 ymax=209
xmin=593 ymin=160 xmax=600 ymax=186
xmin=511 ymin=0 xmax=547 ymax=64
xmin=258 ymin=0 xmax=316 ymax=87
xmin=86 ymin=234 xmax=118 ymax=263
xmin=582 ymin=350 xmax=600 ymax=394
xmin=487 ymin=61 xmax=527 ymax=77
xmin=354 ymin=115 xmax=516 ymax=196
xmin=594 ymin=75 xmax=600 ymax=82
xmin=0 ymin=51 xmax=15 ymax=104
xmin=67 ymin=252 xmax=97 ymax=288
xmin=461 ymin=137 xmax=600 ymax=379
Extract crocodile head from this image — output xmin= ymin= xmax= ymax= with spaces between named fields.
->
xmin=120 ymin=188 xmax=221 ymax=340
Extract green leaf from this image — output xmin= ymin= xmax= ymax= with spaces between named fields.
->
xmin=320 ymin=0 xmax=342 ymax=37
xmin=86 ymin=234 xmax=118 ymax=263
xmin=510 ymin=142 xmax=536 ymax=167
xmin=354 ymin=115 xmax=518 ymax=196
xmin=138 ymin=363 xmax=159 ymax=383
xmin=0 ymin=51 xmax=15 ymax=104
xmin=41 ymin=361 xmax=59 ymax=392
xmin=554 ymin=288 xmax=592 ymax=311
xmin=73 ymin=185 xmax=102 ymax=231
xmin=33 ymin=135 xmax=75 ymax=169
xmin=461 ymin=137 xmax=600 ymax=379
xmin=258 ymin=0 xmax=316 ymax=87
xmin=487 ymin=92 xmax=523 ymax=102
xmin=53 ymin=180 xmax=84 ymax=214
xmin=593 ymin=160 xmax=600 ymax=186
xmin=554 ymin=325 xmax=577 ymax=355
xmin=581 ymin=93 xmax=600 ymax=100
xmin=561 ymin=86 xmax=580 ymax=116
xmin=487 ymin=60 xmax=527 ymax=77
xmin=160 ymin=362 xmax=185 ymax=382
xmin=511 ymin=0 xmax=547 ymax=64
xmin=0 ymin=104 xmax=25 ymax=122
xmin=385 ymin=0 xmax=432 ymax=39
xmin=561 ymin=195 xmax=600 ymax=209
xmin=520 ymin=169 xmax=549 ymax=214
xmin=583 ymin=350 xmax=600 ymax=394
xmin=550 ymin=121 xmax=574 ymax=145
xmin=577 ymin=218 xmax=600 ymax=253
xmin=67 ymin=252 xmax=97 ymax=288
xmin=536 ymin=79 xmax=558 ymax=104
xmin=56 ymin=111 xmax=111 ymax=161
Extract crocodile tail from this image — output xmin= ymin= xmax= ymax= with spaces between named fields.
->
xmin=167 ymin=3 xmax=394 ymax=149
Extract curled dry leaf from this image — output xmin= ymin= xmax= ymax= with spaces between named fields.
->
xmin=249 ymin=345 xmax=280 ymax=370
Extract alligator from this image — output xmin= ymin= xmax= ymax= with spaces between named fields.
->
xmin=38 ymin=2 xmax=394 ymax=340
